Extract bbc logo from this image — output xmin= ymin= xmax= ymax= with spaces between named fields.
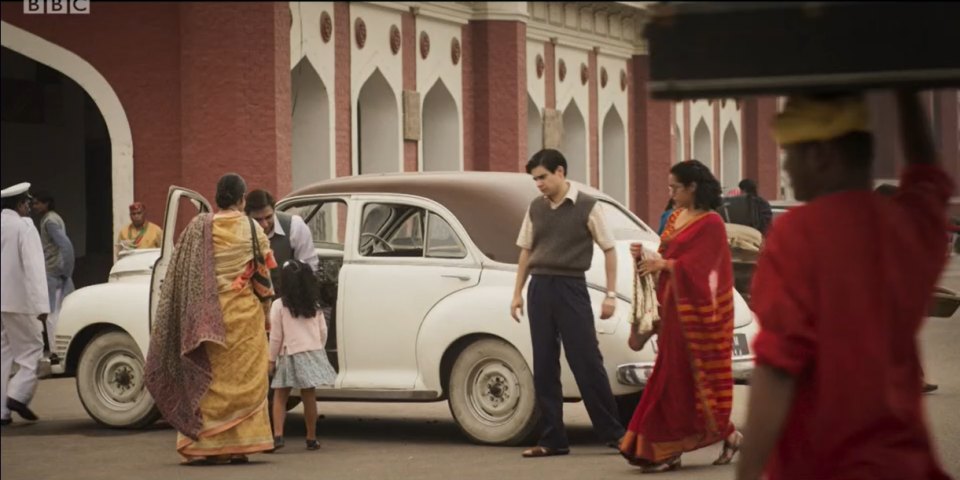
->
xmin=24 ymin=0 xmax=90 ymax=14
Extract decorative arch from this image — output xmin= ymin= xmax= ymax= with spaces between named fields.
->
xmin=527 ymin=93 xmax=542 ymax=162
xmin=721 ymin=123 xmax=741 ymax=191
xmin=1 ymin=20 xmax=133 ymax=238
xmin=291 ymin=57 xmax=332 ymax=189
xmin=693 ymin=118 xmax=712 ymax=169
xmin=561 ymin=99 xmax=587 ymax=184
xmin=356 ymin=68 xmax=399 ymax=174
xmin=601 ymin=106 xmax=627 ymax=204
xmin=421 ymin=79 xmax=460 ymax=171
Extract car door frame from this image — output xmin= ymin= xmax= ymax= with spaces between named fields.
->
xmin=337 ymin=193 xmax=482 ymax=391
xmin=149 ymin=186 xmax=212 ymax=330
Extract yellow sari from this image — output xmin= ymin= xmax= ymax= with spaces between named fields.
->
xmin=176 ymin=211 xmax=274 ymax=461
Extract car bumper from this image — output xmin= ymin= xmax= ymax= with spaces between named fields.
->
xmin=617 ymin=355 xmax=755 ymax=387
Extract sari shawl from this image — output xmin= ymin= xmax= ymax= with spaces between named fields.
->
xmin=174 ymin=212 xmax=276 ymax=459
xmin=145 ymin=214 xmax=225 ymax=441
xmin=621 ymin=209 xmax=736 ymax=464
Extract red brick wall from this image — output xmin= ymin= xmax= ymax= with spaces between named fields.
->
xmin=588 ymin=50 xmax=599 ymax=188
xmin=1 ymin=3 xmax=182 ymax=220
xmin=178 ymin=3 xmax=290 ymax=201
xmin=461 ymin=23 xmax=474 ymax=171
xmin=334 ymin=2 xmax=352 ymax=177
xmin=740 ymin=97 xmax=780 ymax=199
xmin=545 ymin=42 xmax=556 ymax=110
xmin=467 ymin=21 xmax=526 ymax=172
xmin=402 ymin=12 xmax=417 ymax=172
xmin=629 ymin=56 xmax=672 ymax=224
xmin=3 ymin=2 xmax=291 ymax=208
xmin=683 ymin=101 xmax=692 ymax=161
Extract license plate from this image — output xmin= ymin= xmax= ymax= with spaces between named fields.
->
xmin=732 ymin=333 xmax=750 ymax=356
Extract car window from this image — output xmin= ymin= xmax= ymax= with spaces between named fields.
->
xmin=282 ymin=200 xmax=348 ymax=251
xmin=598 ymin=200 xmax=655 ymax=240
xmin=359 ymin=203 xmax=425 ymax=258
xmin=425 ymin=213 xmax=467 ymax=259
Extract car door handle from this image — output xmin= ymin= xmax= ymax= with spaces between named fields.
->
xmin=441 ymin=274 xmax=471 ymax=281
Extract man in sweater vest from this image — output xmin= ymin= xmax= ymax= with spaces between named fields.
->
xmin=245 ymin=189 xmax=319 ymax=297
xmin=511 ymin=149 xmax=626 ymax=457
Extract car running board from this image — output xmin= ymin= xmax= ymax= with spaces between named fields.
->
xmin=310 ymin=389 xmax=441 ymax=401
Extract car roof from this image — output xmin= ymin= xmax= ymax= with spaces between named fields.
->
xmin=286 ymin=171 xmax=616 ymax=264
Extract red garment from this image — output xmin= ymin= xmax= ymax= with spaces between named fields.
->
xmin=751 ymin=164 xmax=954 ymax=480
xmin=621 ymin=211 xmax=736 ymax=465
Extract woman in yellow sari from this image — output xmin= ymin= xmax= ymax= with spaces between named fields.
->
xmin=146 ymin=173 xmax=277 ymax=465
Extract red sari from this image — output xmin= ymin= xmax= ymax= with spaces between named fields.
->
xmin=620 ymin=209 xmax=736 ymax=465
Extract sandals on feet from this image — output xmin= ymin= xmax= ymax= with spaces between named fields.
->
xmin=521 ymin=446 xmax=570 ymax=458
xmin=306 ymin=439 xmax=321 ymax=450
xmin=713 ymin=430 xmax=744 ymax=465
xmin=641 ymin=455 xmax=682 ymax=473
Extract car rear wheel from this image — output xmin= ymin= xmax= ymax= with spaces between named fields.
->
xmin=76 ymin=331 xmax=160 ymax=428
xmin=447 ymin=338 xmax=539 ymax=445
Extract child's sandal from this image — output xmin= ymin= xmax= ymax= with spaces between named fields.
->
xmin=306 ymin=439 xmax=321 ymax=450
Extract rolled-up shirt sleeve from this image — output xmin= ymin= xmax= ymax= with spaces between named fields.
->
xmin=516 ymin=207 xmax=533 ymax=250
xmin=587 ymin=203 xmax=616 ymax=251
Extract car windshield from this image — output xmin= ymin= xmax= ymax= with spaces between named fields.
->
xmin=597 ymin=200 xmax=656 ymax=241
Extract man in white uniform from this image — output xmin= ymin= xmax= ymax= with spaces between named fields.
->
xmin=1 ymin=182 xmax=50 ymax=425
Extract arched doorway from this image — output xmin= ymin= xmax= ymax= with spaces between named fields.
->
xmin=674 ymin=123 xmax=682 ymax=163
xmin=356 ymin=69 xmax=399 ymax=174
xmin=291 ymin=57 xmax=331 ymax=189
xmin=693 ymin=118 xmax=711 ymax=168
xmin=601 ymin=107 xmax=627 ymax=204
xmin=421 ymin=80 xmax=460 ymax=172
xmin=561 ymin=100 xmax=587 ymax=183
xmin=0 ymin=47 xmax=113 ymax=288
xmin=2 ymin=21 xmax=133 ymax=287
xmin=527 ymin=94 xmax=542 ymax=162
xmin=722 ymin=124 xmax=741 ymax=191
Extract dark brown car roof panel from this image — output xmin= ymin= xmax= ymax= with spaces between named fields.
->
xmin=287 ymin=172 xmax=609 ymax=265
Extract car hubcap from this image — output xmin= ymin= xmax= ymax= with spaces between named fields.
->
xmin=467 ymin=359 xmax=521 ymax=425
xmin=96 ymin=352 xmax=144 ymax=410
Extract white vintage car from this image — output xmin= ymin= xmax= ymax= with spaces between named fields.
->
xmin=52 ymin=172 xmax=757 ymax=445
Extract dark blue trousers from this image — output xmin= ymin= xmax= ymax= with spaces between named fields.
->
xmin=527 ymin=274 xmax=625 ymax=449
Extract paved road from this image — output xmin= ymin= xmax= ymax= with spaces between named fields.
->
xmin=2 ymin=263 xmax=959 ymax=479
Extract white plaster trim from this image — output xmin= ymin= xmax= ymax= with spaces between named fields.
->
xmin=1 ymin=20 xmax=134 ymax=242
xmin=526 ymin=26 xmax=638 ymax=59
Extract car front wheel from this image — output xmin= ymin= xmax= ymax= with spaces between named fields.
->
xmin=447 ymin=338 xmax=539 ymax=445
xmin=76 ymin=331 xmax=160 ymax=428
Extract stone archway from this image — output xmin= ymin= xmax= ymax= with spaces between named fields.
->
xmin=356 ymin=69 xmax=399 ymax=174
xmin=290 ymin=57 xmax=333 ymax=190
xmin=291 ymin=57 xmax=332 ymax=189
xmin=527 ymin=94 xmax=542 ymax=162
xmin=421 ymin=80 xmax=460 ymax=172
xmin=722 ymin=123 xmax=741 ymax=191
xmin=693 ymin=118 xmax=712 ymax=168
xmin=601 ymin=106 xmax=627 ymax=204
xmin=1 ymin=20 xmax=133 ymax=247
xmin=561 ymin=100 xmax=587 ymax=183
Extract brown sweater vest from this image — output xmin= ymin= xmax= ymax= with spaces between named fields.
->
xmin=527 ymin=191 xmax=597 ymax=277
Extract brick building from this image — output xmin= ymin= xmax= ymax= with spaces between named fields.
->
xmin=1 ymin=2 xmax=957 ymax=285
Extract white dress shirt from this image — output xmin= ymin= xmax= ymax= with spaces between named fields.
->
xmin=1 ymin=209 xmax=50 ymax=314
xmin=515 ymin=182 xmax=616 ymax=251
xmin=272 ymin=214 xmax=319 ymax=272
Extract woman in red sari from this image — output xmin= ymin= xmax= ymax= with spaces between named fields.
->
xmin=620 ymin=159 xmax=743 ymax=473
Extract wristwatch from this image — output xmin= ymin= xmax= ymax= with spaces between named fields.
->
xmin=605 ymin=291 xmax=617 ymax=299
